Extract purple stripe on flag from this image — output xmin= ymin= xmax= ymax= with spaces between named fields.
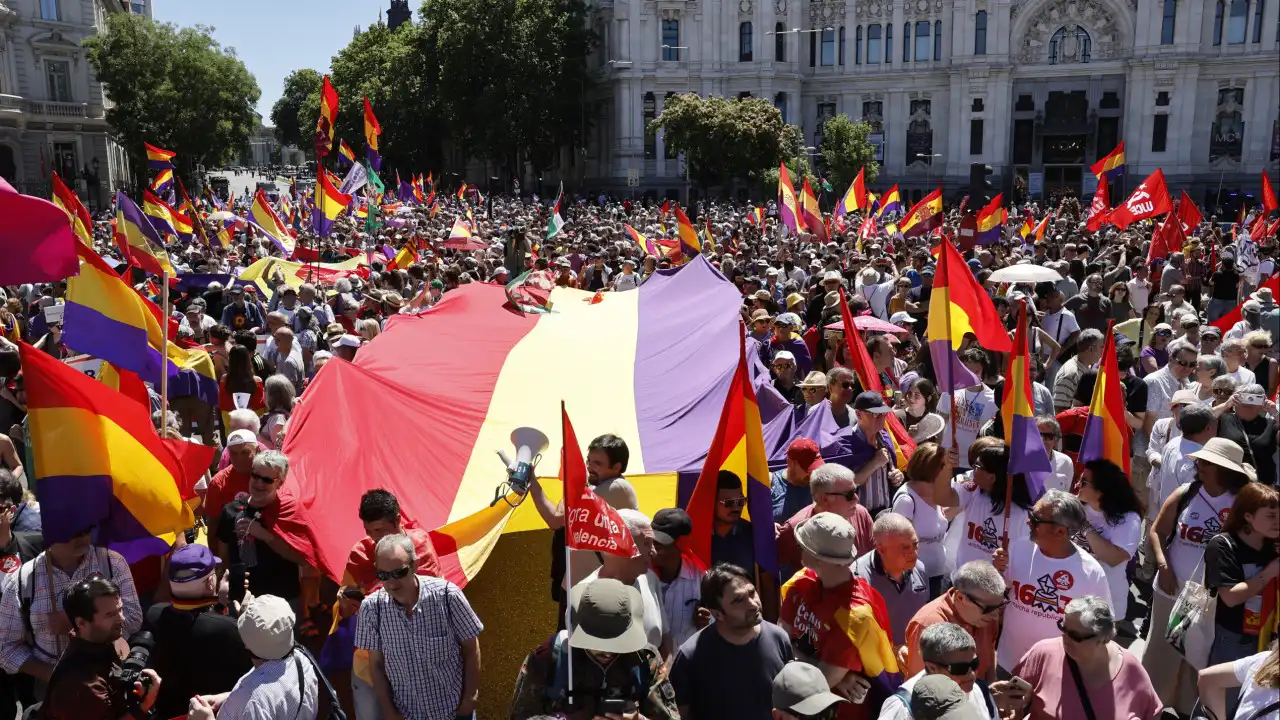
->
xmin=1008 ymin=412 xmax=1052 ymax=475
xmin=1078 ymin=414 xmax=1110 ymax=465
xmin=976 ymin=226 xmax=1004 ymax=245
xmin=746 ymin=471 xmax=778 ymax=574
xmin=36 ymin=474 xmax=172 ymax=562
xmin=928 ymin=339 xmax=981 ymax=394
xmin=64 ymin=302 xmax=172 ymax=387
xmin=778 ymin=204 xmax=801 ymax=234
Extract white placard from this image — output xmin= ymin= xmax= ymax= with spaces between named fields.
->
xmin=43 ymin=304 xmax=64 ymax=325
xmin=64 ymin=355 xmax=104 ymax=380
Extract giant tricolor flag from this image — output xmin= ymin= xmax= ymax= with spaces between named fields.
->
xmin=145 ymin=142 xmax=175 ymax=170
xmin=776 ymin=162 xmax=804 ymax=236
xmin=51 ymin=172 xmax=94 ymax=247
xmin=313 ymin=168 xmax=353 ymax=238
xmin=20 ymin=342 xmax=212 ymax=561
xmin=363 ymin=97 xmax=382 ymax=170
xmin=1078 ymin=321 xmax=1131 ymax=474
xmin=1002 ymin=300 xmax=1052 ymax=481
xmin=674 ymin=206 xmax=701 ymax=261
xmin=926 ymin=238 xmax=1012 ymax=392
xmin=974 ymin=193 xmax=1005 ymax=245
xmin=1108 ymin=169 xmax=1173 ymax=230
xmin=684 ymin=329 xmax=776 ymax=575
xmin=314 ymin=75 xmax=339 ymax=157
xmin=113 ymin=191 xmax=175 ymax=276
xmin=1090 ymin=141 xmax=1125 ymax=180
xmin=900 ymin=187 xmax=944 ymax=238
xmin=250 ymin=189 xmax=297 ymax=255
xmin=799 ymin=177 xmax=827 ymax=243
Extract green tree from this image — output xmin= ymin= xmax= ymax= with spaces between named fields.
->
xmin=270 ymin=69 xmax=322 ymax=151
xmin=756 ymin=124 xmax=818 ymax=200
xmin=818 ymin=114 xmax=880 ymax=192
xmin=84 ymin=13 xmax=260 ymax=192
xmin=651 ymin=93 xmax=795 ymax=196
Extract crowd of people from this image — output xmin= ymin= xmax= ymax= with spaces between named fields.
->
xmin=0 ymin=178 xmax=1278 ymax=720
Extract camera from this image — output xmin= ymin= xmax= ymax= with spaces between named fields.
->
xmin=109 ymin=631 xmax=155 ymax=710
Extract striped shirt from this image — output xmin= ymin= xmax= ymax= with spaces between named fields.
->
xmin=658 ymin=558 xmax=702 ymax=649
xmin=355 ymin=575 xmax=483 ymax=720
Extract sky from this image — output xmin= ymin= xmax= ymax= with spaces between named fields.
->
xmin=153 ymin=0 xmax=390 ymax=124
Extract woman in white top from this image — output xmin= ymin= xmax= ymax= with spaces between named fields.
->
xmin=1197 ymin=647 xmax=1280 ymax=720
xmin=1191 ymin=354 xmax=1230 ymax=405
xmin=1075 ymin=459 xmax=1144 ymax=621
xmin=1144 ymin=437 xmax=1256 ymax=714
xmin=892 ymin=442 xmax=949 ymax=599
xmin=932 ymin=437 xmax=1035 ymax=577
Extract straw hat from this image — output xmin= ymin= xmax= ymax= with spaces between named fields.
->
xmin=1188 ymin=437 xmax=1257 ymax=481
xmin=797 ymin=371 xmax=828 ymax=388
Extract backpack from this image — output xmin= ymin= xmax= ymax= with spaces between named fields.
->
xmin=1162 ymin=479 xmax=1203 ymax=549
xmin=542 ymin=630 xmax=652 ymax=707
xmin=18 ymin=547 xmax=114 ymax=655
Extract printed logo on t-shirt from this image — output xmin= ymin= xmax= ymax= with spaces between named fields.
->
xmin=1011 ymin=572 xmax=1079 ymax=617
xmin=961 ymin=479 xmax=979 ymax=492
xmin=791 ymin=602 xmax=828 ymax=659
xmin=966 ymin=517 xmax=999 ymax=550
xmin=0 ymin=554 xmax=19 ymax=574
xmin=1052 ymin=570 xmax=1075 ymax=592
xmin=1179 ymin=507 xmax=1228 ymax=545
xmin=233 ymin=491 xmax=250 ymax=502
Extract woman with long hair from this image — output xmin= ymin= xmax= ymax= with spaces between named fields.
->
xmin=895 ymin=377 xmax=938 ymax=433
xmin=1243 ymin=330 xmax=1277 ymax=398
xmin=932 ymin=437 xmax=1035 ymax=575
xmin=217 ymin=344 xmax=264 ymax=432
xmin=1146 ymin=438 xmax=1257 ymax=714
xmin=1076 ymin=459 xmax=1145 ymax=621
xmin=892 ymin=442 xmax=949 ymax=598
xmin=1204 ymin=484 xmax=1279 ymax=671
xmin=1109 ymin=281 xmax=1137 ymax=322
xmin=1197 ymin=643 xmax=1280 ymax=720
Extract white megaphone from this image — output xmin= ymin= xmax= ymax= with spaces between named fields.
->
xmin=494 ymin=427 xmax=550 ymax=504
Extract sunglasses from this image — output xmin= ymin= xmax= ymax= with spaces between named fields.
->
xmin=823 ymin=490 xmax=857 ymax=502
xmin=1028 ymin=515 xmax=1061 ymax=529
xmin=963 ymin=590 xmax=1010 ymax=614
xmin=1039 ymin=432 xmax=1059 ymax=440
xmin=717 ymin=498 xmax=748 ymax=509
xmin=1057 ymin=617 xmax=1098 ymax=642
xmin=374 ymin=565 xmax=413 ymax=582
xmin=931 ymin=657 xmax=981 ymax=676
xmin=251 ymin=472 xmax=278 ymax=485
xmin=1212 ymin=388 xmax=1232 ymax=396
xmin=840 ymin=382 xmax=856 ymax=390
xmin=1174 ymin=358 xmax=1197 ymax=368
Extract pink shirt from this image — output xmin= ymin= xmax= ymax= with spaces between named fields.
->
xmin=1012 ymin=638 xmax=1161 ymax=720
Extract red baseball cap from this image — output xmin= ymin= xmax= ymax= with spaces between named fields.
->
xmin=787 ymin=438 xmax=824 ymax=473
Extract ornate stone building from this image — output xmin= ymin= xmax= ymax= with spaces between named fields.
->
xmin=585 ymin=0 xmax=1279 ymax=208
xmin=0 ymin=0 xmax=142 ymax=208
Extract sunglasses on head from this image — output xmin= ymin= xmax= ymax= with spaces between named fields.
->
xmin=962 ymin=590 xmax=1010 ymax=614
xmin=1057 ymin=617 xmax=1099 ymax=642
xmin=374 ymin=565 xmax=412 ymax=582
xmin=717 ymin=498 xmax=747 ymax=509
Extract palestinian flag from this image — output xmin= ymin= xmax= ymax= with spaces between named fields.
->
xmin=546 ymin=210 xmax=565 ymax=241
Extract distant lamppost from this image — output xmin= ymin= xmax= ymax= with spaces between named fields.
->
xmin=917 ymin=152 xmax=943 ymax=190
xmin=82 ymin=157 xmax=101 ymax=211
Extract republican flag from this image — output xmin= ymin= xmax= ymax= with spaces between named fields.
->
xmin=314 ymin=75 xmax=338 ymax=157
xmin=1003 ymin=300 xmax=1052 ymax=481
xmin=838 ymin=287 xmax=916 ymax=469
xmin=1108 ymin=169 xmax=1173 ymax=230
xmin=113 ymin=191 xmax=174 ymax=277
xmin=1085 ymin=176 xmax=1110 ymax=232
xmin=974 ymin=193 xmax=1005 ymax=245
xmin=51 ymin=172 xmax=94 ymax=247
xmin=674 ymin=206 xmax=701 ymax=261
xmin=900 ymin=187 xmax=943 ymax=238
xmin=799 ymin=177 xmax=827 ymax=243
xmin=1079 ymin=322 xmax=1132 ymax=474
xmin=926 ymin=238 xmax=1011 ymax=393
xmin=248 ymin=189 xmax=297 ymax=256
xmin=313 ymin=168 xmax=353 ymax=239
xmin=684 ymin=330 xmax=776 ymax=575
xmin=562 ymin=402 xmax=638 ymax=559
xmin=776 ymin=162 xmax=804 ymax=236
xmin=1030 ymin=214 xmax=1052 ymax=243
xmin=0 ymin=177 xmax=79 ymax=285
xmin=701 ymin=217 xmax=715 ymax=252
xmin=1090 ymin=141 xmax=1125 ymax=180
xmin=145 ymin=142 xmax=175 ymax=170
xmin=337 ymin=140 xmax=357 ymax=168
xmin=746 ymin=207 xmax=765 ymax=226
xmin=835 ymin=168 xmax=870 ymax=227
xmin=142 ymin=190 xmax=192 ymax=241
xmin=624 ymin=224 xmax=657 ymax=256
xmin=363 ymin=97 xmax=382 ymax=170
xmin=177 ymin=179 xmax=210 ymax=248
xmin=876 ymin=185 xmax=902 ymax=218
xmin=150 ymin=167 xmax=175 ymax=202
xmin=388 ymin=243 xmax=417 ymax=271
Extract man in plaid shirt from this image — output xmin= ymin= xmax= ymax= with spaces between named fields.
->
xmin=355 ymin=533 xmax=483 ymax=720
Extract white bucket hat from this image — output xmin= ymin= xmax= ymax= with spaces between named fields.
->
xmin=795 ymin=512 xmax=857 ymax=565
xmin=1188 ymin=437 xmax=1257 ymax=482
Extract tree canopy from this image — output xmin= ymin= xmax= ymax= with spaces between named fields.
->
xmin=818 ymin=115 xmax=880 ymax=191
xmin=84 ymin=13 xmax=259 ymax=190
xmin=270 ymin=69 xmax=322 ymax=151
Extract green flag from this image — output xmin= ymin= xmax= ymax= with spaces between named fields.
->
xmin=546 ymin=211 xmax=564 ymax=241
xmin=365 ymin=200 xmax=382 ymax=233
xmin=364 ymin=163 xmax=385 ymax=194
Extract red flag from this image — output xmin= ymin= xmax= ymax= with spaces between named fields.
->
xmin=1262 ymin=173 xmax=1278 ymax=214
xmin=1085 ymin=175 xmax=1110 ymax=232
xmin=838 ymin=287 xmax=917 ymax=464
xmin=1177 ymin=191 xmax=1204 ymax=235
xmin=561 ymin=402 xmax=637 ymax=558
xmin=1212 ymin=273 xmax=1280 ymax=332
xmin=1249 ymin=211 xmax=1269 ymax=240
xmin=1108 ymin=169 xmax=1173 ymax=230
xmin=1148 ymin=214 xmax=1181 ymax=263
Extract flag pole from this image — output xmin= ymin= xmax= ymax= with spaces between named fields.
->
xmin=999 ymin=300 xmax=1025 ymax=568
xmin=562 ymin=398 xmax=576 ymax=709
xmin=160 ymin=270 xmax=170 ymax=429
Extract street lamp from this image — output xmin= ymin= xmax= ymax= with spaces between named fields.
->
xmin=917 ymin=152 xmax=943 ymax=190
xmin=661 ymin=44 xmax=688 ymax=61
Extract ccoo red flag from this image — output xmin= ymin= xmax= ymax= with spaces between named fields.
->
xmin=1108 ymin=169 xmax=1173 ymax=230
xmin=1085 ymin=175 xmax=1110 ymax=232
xmin=1262 ymin=173 xmax=1278 ymax=214
xmin=1148 ymin=214 xmax=1182 ymax=263
xmin=1176 ymin=191 xmax=1204 ymax=235
xmin=561 ymin=402 xmax=637 ymax=559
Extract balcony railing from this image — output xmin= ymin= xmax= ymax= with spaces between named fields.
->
xmin=0 ymin=96 xmax=105 ymax=119
xmin=0 ymin=94 xmax=22 ymax=112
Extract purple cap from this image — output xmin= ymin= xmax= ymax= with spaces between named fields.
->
xmin=169 ymin=544 xmax=217 ymax=582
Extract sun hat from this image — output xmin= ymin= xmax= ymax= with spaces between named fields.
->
xmin=1153 ymin=323 xmax=1174 ymax=335
xmin=786 ymin=292 xmax=806 ymax=310
xmin=772 ymin=661 xmax=846 ymax=715
xmin=750 ymin=309 xmax=774 ymax=322
xmin=822 ymin=270 xmax=842 ymax=284
xmin=910 ymin=413 xmax=946 ymax=443
xmin=237 ymin=595 xmax=296 ymax=661
xmin=795 ymin=512 xmax=858 ymax=565
xmin=797 ymin=371 xmax=828 ymax=388
xmin=776 ymin=312 xmax=802 ymax=327
xmin=823 ymin=291 xmax=841 ymax=309
xmin=911 ymin=674 xmax=983 ymax=720
xmin=1170 ymin=389 xmax=1200 ymax=407
xmin=569 ymin=578 xmax=648 ymax=653
xmin=1188 ymin=437 xmax=1257 ymax=481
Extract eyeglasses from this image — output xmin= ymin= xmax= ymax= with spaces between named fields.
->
xmin=1212 ymin=388 xmax=1232 ymax=396
xmin=1028 ymin=515 xmax=1061 ymax=529
xmin=717 ymin=498 xmax=748 ymax=509
xmin=1057 ymin=617 xmax=1099 ymax=643
xmin=251 ymin=472 xmax=278 ymax=485
xmin=823 ymin=490 xmax=857 ymax=502
xmin=840 ymin=382 xmax=856 ymax=390
xmin=774 ymin=363 xmax=795 ymax=370
xmin=1174 ymin=358 xmax=1197 ymax=368
xmin=931 ymin=657 xmax=981 ymax=676
xmin=374 ymin=565 xmax=413 ymax=582
xmin=1039 ymin=432 xmax=1059 ymax=440
xmin=962 ymin=591 xmax=1011 ymax=614
xmin=802 ymin=387 xmax=825 ymax=393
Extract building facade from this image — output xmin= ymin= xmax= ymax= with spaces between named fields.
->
xmin=586 ymin=0 xmax=1279 ymax=208
xmin=0 ymin=0 xmax=145 ymax=209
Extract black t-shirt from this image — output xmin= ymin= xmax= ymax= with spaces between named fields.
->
xmin=1205 ymin=532 xmax=1278 ymax=636
xmin=669 ymin=622 xmax=795 ymax=720
xmin=143 ymin=602 xmax=253 ymax=719
xmin=1210 ymin=270 xmax=1241 ymax=300
xmin=1121 ymin=375 xmax=1148 ymax=416
xmin=1064 ymin=294 xmax=1112 ymax=333
xmin=215 ymin=499 xmax=302 ymax=602
xmin=1217 ymin=412 xmax=1279 ymax=488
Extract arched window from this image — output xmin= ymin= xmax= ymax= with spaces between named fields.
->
xmin=867 ymin=24 xmax=881 ymax=64
xmin=856 ymin=26 xmax=864 ymax=65
xmin=775 ymin=22 xmax=786 ymax=61
xmin=975 ymin=11 xmax=987 ymax=55
xmin=821 ymin=27 xmax=835 ymax=65
xmin=740 ymin=21 xmax=753 ymax=61
xmin=1227 ymin=0 xmax=1248 ymax=44
xmin=914 ymin=21 xmax=930 ymax=61
xmin=903 ymin=23 xmax=911 ymax=62
xmin=1253 ymin=0 xmax=1265 ymax=42
xmin=934 ymin=20 xmax=943 ymax=59
xmin=1048 ymin=26 xmax=1092 ymax=64
xmin=1160 ymin=0 xmax=1177 ymax=44
xmin=839 ymin=26 xmax=847 ymax=65
xmin=1213 ymin=0 xmax=1225 ymax=45
xmin=774 ymin=92 xmax=787 ymax=123
xmin=886 ymin=23 xmax=894 ymax=63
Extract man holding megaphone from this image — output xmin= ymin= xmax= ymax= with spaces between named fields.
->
xmin=527 ymin=434 xmax=640 ymax=629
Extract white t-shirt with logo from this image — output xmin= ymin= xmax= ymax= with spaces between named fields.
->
xmin=1233 ymin=650 xmax=1280 ymax=720
xmin=938 ymin=386 xmax=998 ymax=469
xmin=951 ymin=477 xmax=1031 ymax=574
xmin=997 ymin=545 xmax=1112 ymax=672
xmin=1165 ymin=484 xmax=1238 ymax=597
xmin=1076 ymin=507 xmax=1142 ymax=618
